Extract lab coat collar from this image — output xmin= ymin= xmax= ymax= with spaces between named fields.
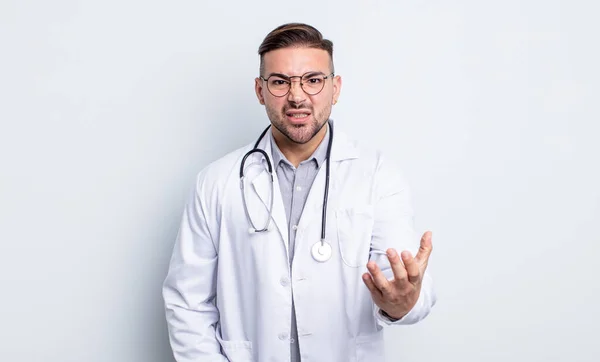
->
xmin=247 ymin=119 xmax=358 ymax=262
xmin=253 ymin=119 xmax=360 ymax=164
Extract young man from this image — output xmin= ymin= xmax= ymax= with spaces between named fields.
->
xmin=163 ymin=23 xmax=436 ymax=362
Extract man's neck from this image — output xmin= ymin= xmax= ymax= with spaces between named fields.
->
xmin=272 ymin=124 xmax=328 ymax=168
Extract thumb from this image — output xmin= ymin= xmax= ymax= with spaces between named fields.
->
xmin=414 ymin=231 xmax=433 ymax=266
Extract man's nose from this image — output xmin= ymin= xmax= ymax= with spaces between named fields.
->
xmin=287 ymin=79 xmax=307 ymax=103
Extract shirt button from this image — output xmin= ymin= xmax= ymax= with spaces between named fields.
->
xmin=296 ymin=186 xmax=302 ymax=192
xmin=290 ymin=338 xmax=295 ymax=344
xmin=292 ymin=225 xmax=298 ymax=231
xmin=280 ymin=277 xmax=290 ymax=286
xmin=278 ymin=332 xmax=289 ymax=340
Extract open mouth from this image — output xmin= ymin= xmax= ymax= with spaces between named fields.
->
xmin=285 ymin=110 xmax=311 ymax=123
xmin=288 ymin=113 xmax=310 ymax=118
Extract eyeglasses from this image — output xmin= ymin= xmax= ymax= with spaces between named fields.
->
xmin=260 ymin=72 xmax=334 ymax=97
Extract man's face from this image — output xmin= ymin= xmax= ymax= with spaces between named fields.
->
xmin=255 ymin=47 xmax=341 ymax=144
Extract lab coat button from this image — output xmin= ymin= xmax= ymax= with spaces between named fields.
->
xmin=280 ymin=277 xmax=290 ymax=286
xmin=278 ymin=332 xmax=288 ymax=340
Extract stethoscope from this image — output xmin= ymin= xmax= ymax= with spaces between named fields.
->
xmin=239 ymin=122 xmax=334 ymax=262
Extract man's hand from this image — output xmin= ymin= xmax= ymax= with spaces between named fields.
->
xmin=362 ymin=231 xmax=433 ymax=320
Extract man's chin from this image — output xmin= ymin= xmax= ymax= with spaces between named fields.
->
xmin=272 ymin=117 xmax=321 ymax=144
xmin=282 ymin=128 xmax=313 ymax=144
xmin=282 ymin=114 xmax=313 ymax=127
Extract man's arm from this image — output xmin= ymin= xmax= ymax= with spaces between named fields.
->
xmin=162 ymin=173 xmax=228 ymax=361
xmin=365 ymin=155 xmax=437 ymax=326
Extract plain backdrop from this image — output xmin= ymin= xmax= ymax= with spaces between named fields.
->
xmin=1 ymin=1 xmax=598 ymax=361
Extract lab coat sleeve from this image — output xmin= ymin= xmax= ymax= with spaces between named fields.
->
xmin=162 ymin=172 xmax=228 ymax=361
xmin=369 ymin=154 xmax=437 ymax=326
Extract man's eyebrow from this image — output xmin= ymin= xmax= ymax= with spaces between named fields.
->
xmin=302 ymin=71 xmax=323 ymax=77
xmin=265 ymin=72 xmax=290 ymax=79
xmin=265 ymin=71 xmax=326 ymax=79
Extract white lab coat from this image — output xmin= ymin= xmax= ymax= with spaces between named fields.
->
xmin=163 ymin=123 xmax=436 ymax=362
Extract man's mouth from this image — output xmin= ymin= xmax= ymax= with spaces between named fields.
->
xmin=288 ymin=113 xmax=310 ymax=118
xmin=285 ymin=111 xmax=311 ymax=124
xmin=285 ymin=109 xmax=312 ymax=121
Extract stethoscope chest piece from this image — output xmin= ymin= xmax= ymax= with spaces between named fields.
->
xmin=311 ymin=240 xmax=332 ymax=262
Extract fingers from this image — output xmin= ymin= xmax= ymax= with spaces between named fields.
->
xmin=386 ymin=249 xmax=408 ymax=283
xmin=388 ymin=248 xmax=420 ymax=286
xmin=362 ymin=273 xmax=382 ymax=300
xmin=414 ymin=231 xmax=433 ymax=265
xmin=366 ymin=231 xmax=434 ymax=295
xmin=366 ymin=261 xmax=392 ymax=295
xmin=402 ymin=251 xmax=420 ymax=284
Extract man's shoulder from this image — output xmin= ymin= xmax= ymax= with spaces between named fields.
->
xmin=336 ymin=127 xmax=407 ymax=183
xmin=205 ymin=143 xmax=251 ymax=173
xmin=193 ymin=141 xmax=253 ymax=188
xmin=336 ymin=127 xmax=387 ymax=166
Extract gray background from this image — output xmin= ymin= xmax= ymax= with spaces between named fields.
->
xmin=1 ymin=0 xmax=598 ymax=361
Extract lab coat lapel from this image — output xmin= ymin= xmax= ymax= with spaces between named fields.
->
xmin=296 ymin=124 xmax=360 ymax=240
xmin=328 ymin=124 xmax=360 ymax=163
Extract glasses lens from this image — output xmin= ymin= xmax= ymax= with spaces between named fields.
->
xmin=267 ymin=76 xmax=290 ymax=97
xmin=301 ymin=74 xmax=326 ymax=95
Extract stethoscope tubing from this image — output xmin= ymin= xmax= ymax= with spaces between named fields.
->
xmin=240 ymin=121 xmax=333 ymax=241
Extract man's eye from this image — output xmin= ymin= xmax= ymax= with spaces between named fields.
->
xmin=271 ymin=80 xmax=287 ymax=85
xmin=307 ymin=78 xmax=322 ymax=84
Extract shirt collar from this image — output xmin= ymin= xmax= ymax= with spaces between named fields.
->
xmin=270 ymin=121 xmax=330 ymax=169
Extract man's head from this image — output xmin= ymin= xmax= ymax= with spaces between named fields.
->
xmin=255 ymin=23 xmax=341 ymax=145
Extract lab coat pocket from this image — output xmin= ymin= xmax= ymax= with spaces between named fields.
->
xmin=219 ymin=340 xmax=253 ymax=362
xmin=336 ymin=207 xmax=374 ymax=268
xmin=355 ymin=330 xmax=385 ymax=362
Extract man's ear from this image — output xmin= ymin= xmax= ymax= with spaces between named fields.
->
xmin=332 ymin=75 xmax=342 ymax=104
xmin=255 ymin=77 xmax=265 ymax=105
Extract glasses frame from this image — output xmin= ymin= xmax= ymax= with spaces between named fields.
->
xmin=260 ymin=72 xmax=335 ymax=97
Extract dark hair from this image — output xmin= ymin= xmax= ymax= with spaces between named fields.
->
xmin=258 ymin=23 xmax=334 ymax=76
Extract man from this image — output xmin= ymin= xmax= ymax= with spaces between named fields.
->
xmin=163 ymin=23 xmax=436 ymax=362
